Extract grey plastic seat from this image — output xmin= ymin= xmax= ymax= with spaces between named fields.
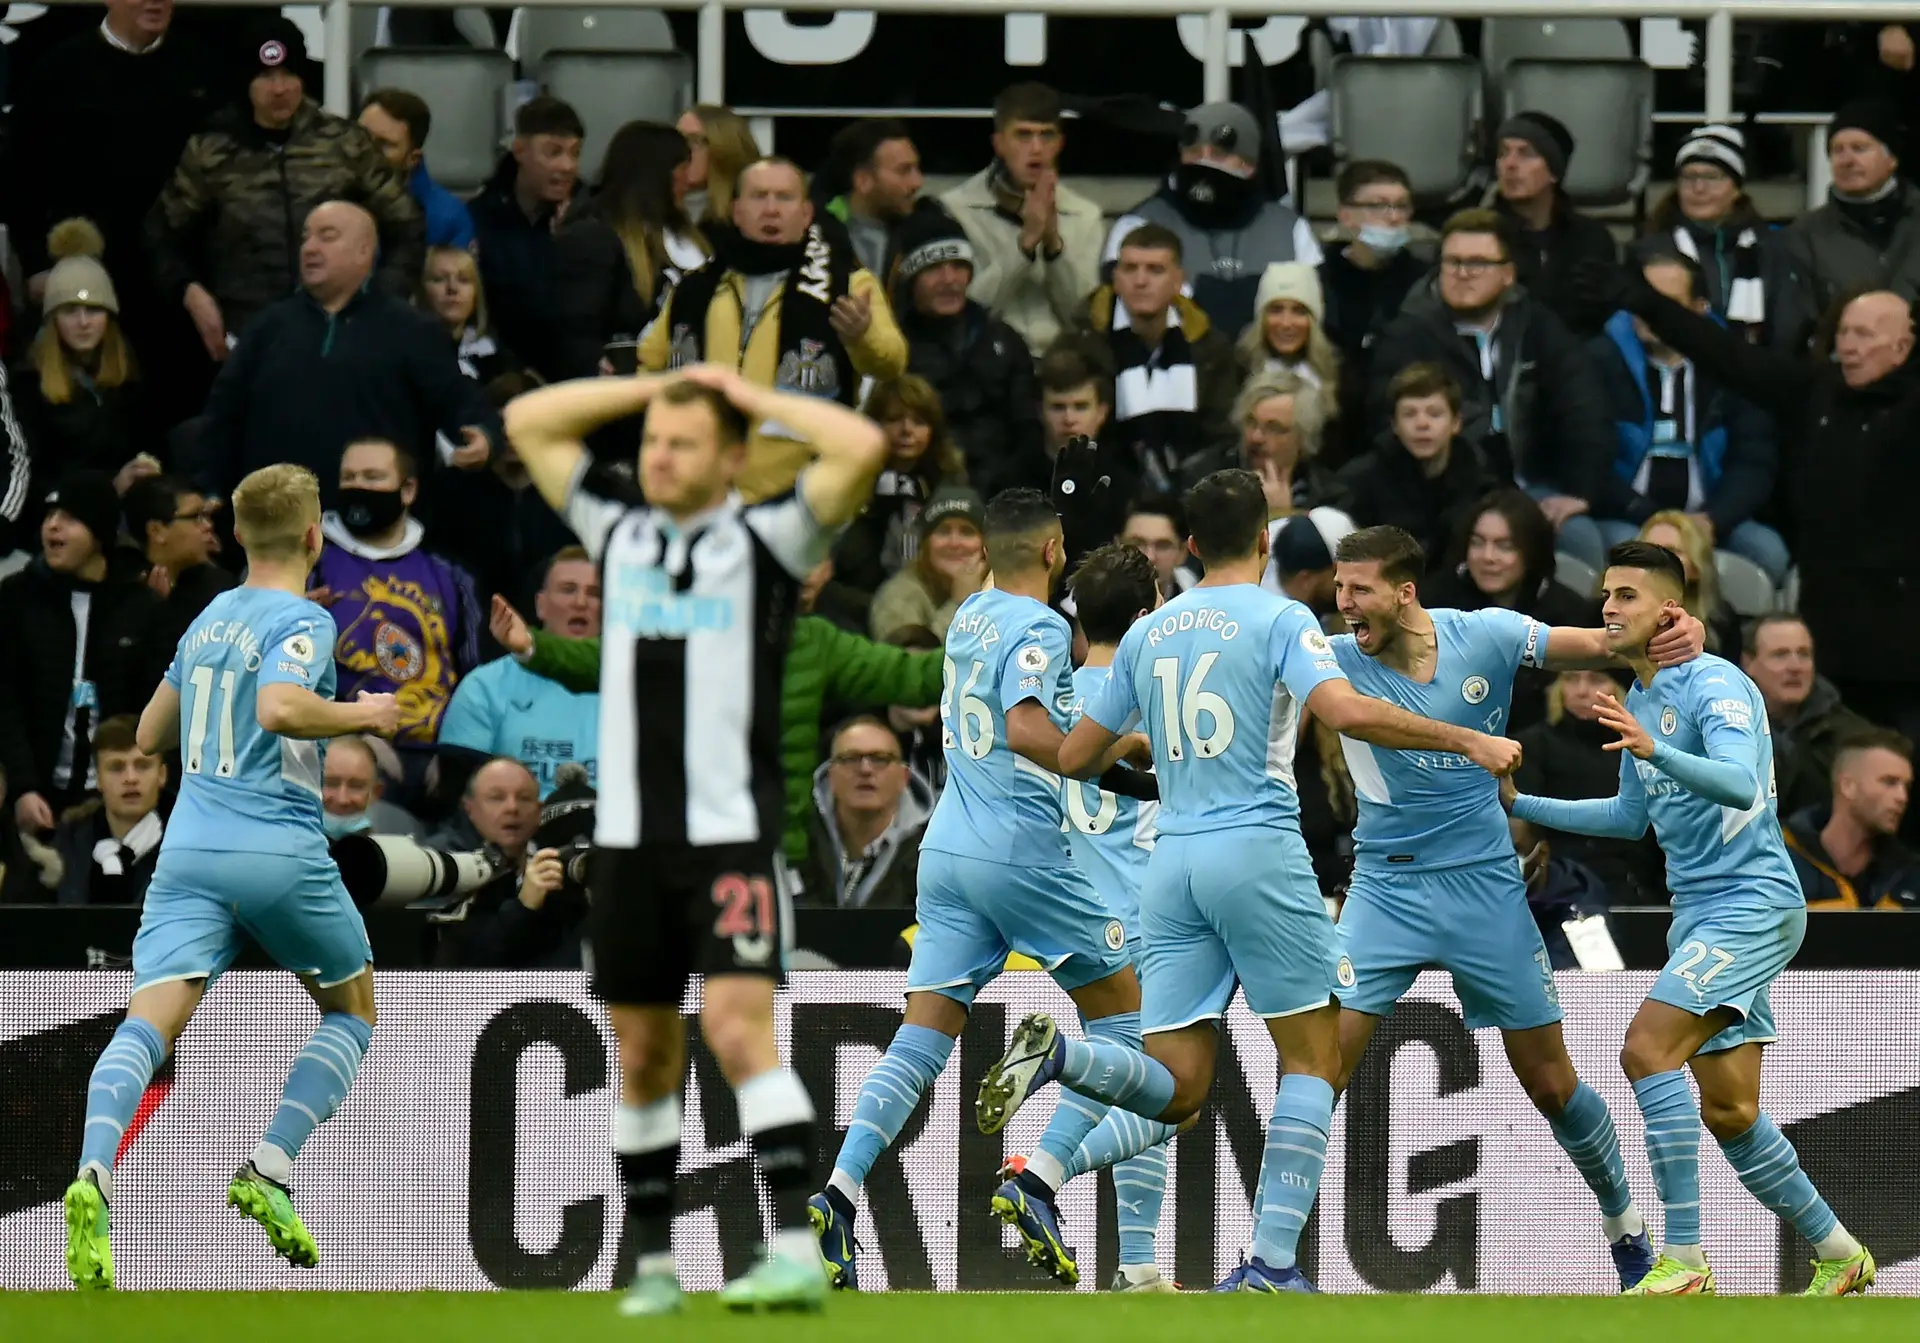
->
xmin=1716 ymin=550 xmax=1779 ymax=618
xmin=1329 ymin=55 xmax=1484 ymax=209
xmin=1481 ymin=18 xmax=1633 ymax=108
xmin=539 ymin=50 xmax=694 ymax=182
xmin=1555 ymin=551 xmax=1600 ymax=599
xmin=516 ymin=7 xmax=676 ymax=71
xmin=354 ymin=48 xmax=514 ymax=195
xmin=1501 ymin=59 xmax=1654 ymax=206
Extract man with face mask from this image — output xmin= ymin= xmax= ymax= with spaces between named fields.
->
xmin=321 ymin=734 xmax=424 ymax=839
xmin=1103 ymin=102 xmax=1322 ymax=335
xmin=310 ymin=438 xmax=482 ymax=754
xmin=1320 ymin=161 xmax=1429 ymax=380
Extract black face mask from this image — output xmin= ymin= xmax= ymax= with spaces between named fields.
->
xmin=338 ymin=487 xmax=406 ymax=538
xmin=1171 ymin=162 xmax=1261 ymax=228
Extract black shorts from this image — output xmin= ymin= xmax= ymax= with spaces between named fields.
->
xmin=587 ymin=843 xmax=787 ymax=1005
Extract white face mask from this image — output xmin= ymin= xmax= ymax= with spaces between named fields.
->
xmin=1358 ymin=223 xmax=1410 ymax=256
xmin=322 ymin=810 xmax=372 ymax=840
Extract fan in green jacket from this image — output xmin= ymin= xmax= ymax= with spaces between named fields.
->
xmin=521 ymin=616 xmax=944 ymax=865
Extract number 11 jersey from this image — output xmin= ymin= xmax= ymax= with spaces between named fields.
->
xmin=1085 ymin=583 xmax=1345 ymax=835
xmin=920 ymin=587 xmax=1077 ymax=867
xmin=162 ymin=586 xmax=339 ymax=859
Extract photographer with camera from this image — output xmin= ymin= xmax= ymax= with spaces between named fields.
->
xmin=426 ymin=756 xmax=590 ymax=968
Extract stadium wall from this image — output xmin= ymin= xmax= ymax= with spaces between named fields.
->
xmin=3 ymin=971 xmax=1916 ymax=1294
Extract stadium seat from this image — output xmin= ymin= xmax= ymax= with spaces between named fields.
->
xmin=515 ymin=7 xmax=677 ymax=71
xmin=1715 ymin=550 xmax=1778 ymax=618
xmin=1500 ymin=59 xmax=1654 ymax=207
xmin=1328 ymin=56 xmax=1485 ymax=209
xmin=1480 ymin=17 xmax=1633 ymax=103
xmin=355 ymin=48 xmax=514 ymax=195
xmin=538 ymin=50 xmax=694 ymax=181
xmin=1781 ymin=566 xmax=1800 ymax=613
xmin=1555 ymin=551 xmax=1600 ymax=598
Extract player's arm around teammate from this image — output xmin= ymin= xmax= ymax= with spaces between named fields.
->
xmin=1538 ymin=614 xmax=1704 ymax=672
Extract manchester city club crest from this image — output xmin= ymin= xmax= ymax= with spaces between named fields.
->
xmin=1462 ymin=675 xmax=1490 ymax=705
xmin=776 ymin=338 xmax=841 ymax=399
xmin=1104 ymin=920 xmax=1126 ymax=952
xmin=1336 ymin=955 xmax=1357 ymax=989
xmin=1660 ymin=705 xmax=1678 ymax=736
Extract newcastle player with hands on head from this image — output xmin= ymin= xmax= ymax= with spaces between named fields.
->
xmin=1504 ymin=540 xmax=1875 ymax=1297
xmin=503 ymin=363 xmax=887 ymax=1314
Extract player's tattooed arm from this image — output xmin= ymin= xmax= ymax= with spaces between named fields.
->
xmin=136 ymin=682 xmax=181 ymax=755
xmin=1306 ymin=680 xmax=1523 ymax=776
xmin=1542 ymin=610 xmax=1704 ymax=671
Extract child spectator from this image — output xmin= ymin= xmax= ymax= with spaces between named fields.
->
xmin=1333 ymin=362 xmax=1493 ymax=560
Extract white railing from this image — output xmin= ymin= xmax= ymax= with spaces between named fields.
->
xmin=36 ymin=2 xmax=1920 ymax=139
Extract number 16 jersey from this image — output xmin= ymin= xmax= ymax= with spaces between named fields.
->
xmin=162 ymin=586 xmax=339 ymax=860
xmin=1085 ymin=584 xmax=1345 ymax=835
xmin=920 ymin=587 xmax=1077 ymax=867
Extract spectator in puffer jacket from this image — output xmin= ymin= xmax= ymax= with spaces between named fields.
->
xmin=1489 ymin=111 xmax=1620 ymax=337
xmin=146 ymin=18 xmax=424 ymax=365
xmin=508 ymin=612 xmax=943 ymax=871
xmin=892 ymin=209 xmax=1044 ymax=499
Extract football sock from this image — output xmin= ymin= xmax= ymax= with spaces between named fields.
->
xmin=1248 ymin=1074 xmax=1334 ymax=1271
xmin=1632 ymin=1070 xmax=1702 ymax=1252
xmin=830 ymin=1024 xmax=953 ymax=1197
xmin=615 ymin=1096 xmax=682 ymax=1275
xmin=1718 ymin=1112 xmax=1852 ymax=1253
xmin=77 ymin=1017 xmax=168 ymax=1198
xmin=256 ymin=1012 xmax=373 ymax=1179
xmin=1548 ymin=1081 xmax=1636 ymax=1220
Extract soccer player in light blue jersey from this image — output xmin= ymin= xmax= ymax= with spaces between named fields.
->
xmin=975 ymin=470 xmax=1522 ymax=1293
xmin=63 ymin=465 xmax=398 ymax=1291
xmin=997 ymin=543 xmax=1179 ymax=1292
xmin=809 ymin=490 xmax=1160 ymax=1291
xmin=1508 ymin=540 xmax=1874 ymax=1298
xmin=1326 ymin=525 xmax=1715 ymax=1289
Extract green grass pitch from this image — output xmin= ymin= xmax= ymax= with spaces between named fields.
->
xmin=1 ymin=1292 xmax=1914 ymax=1343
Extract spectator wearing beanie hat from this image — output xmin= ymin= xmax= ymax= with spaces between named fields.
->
xmin=1237 ymin=262 xmax=1364 ymax=468
xmin=893 ymin=210 xmax=1045 ymax=499
xmin=0 ymin=471 xmax=167 ymax=829
xmin=1104 ymin=100 xmax=1322 ymax=335
xmin=1785 ymin=98 xmax=1920 ymax=318
xmin=869 ymin=486 xmax=989 ymax=643
xmin=1635 ymin=124 xmax=1805 ymax=349
xmin=1491 ymin=110 xmax=1621 ymax=337
xmin=147 ymin=15 xmax=424 ymax=369
xmin=13 ymin=220 xmax=162 ymax=508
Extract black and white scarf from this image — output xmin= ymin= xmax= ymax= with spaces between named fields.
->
xmin=666 ymin=223 xmax=856 ymax=406
xmin=1109 ymin=300 xmax=1199 ymax=492
xmin=1670 ymin=224 xmax=1765 ymax=331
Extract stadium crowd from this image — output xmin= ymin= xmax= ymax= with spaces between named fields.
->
xmin=2 ymin=1 xmax=1919 ymax=961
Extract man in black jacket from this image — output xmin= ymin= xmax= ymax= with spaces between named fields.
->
xmin=1579 ymin=259 xmax=1920 ymax=748
xmin=0 ymin=472 xmax=166 ymax=833
xmin=193 ymin=201 xmax=499 ymax=507
xmin=821 ymin=118 xmax=949 ymax=284
xmin=893 ymin=210 xmax=1045 ymax=498
xmin=1334 ymin=362 xmax=1492 ymax=561
xmin=1371 ymin=210 xmax=1616 ymax=567
xmin=52 ymin=715 xmax=169 ymax=906
xmin=1492 ymin=112 xmax=1621 ymax=338
xmin=468 ymin=96 xmax=585 ymax=379
xmin=123 ymin=474 xmax=236 ymax=657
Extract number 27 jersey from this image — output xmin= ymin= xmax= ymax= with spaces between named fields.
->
xmin=920 ymin=588 xmax=1076 ymax=867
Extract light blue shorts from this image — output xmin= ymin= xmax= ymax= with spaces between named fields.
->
xmin=1138 ymin=826 xmax=1339 ymax=1033
xmin=909 ymin=850 xmax=1130 ymax=1006
xmin=1337 ymin=857 xmax=1562 ymax=1032
xmin=132 ymin=848 xmax=373 ymax=993
xmin=1651 ymin=896 xmax=1806 ymax=1054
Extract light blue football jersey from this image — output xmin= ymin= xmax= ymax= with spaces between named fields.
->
xmin=1333 ymin=606 xmax=1547 ymax=871
xmin=162 ymin=587 xmax=338 ymax=859
xmin=1085 ymin=584 xmax=1345 ymax=835
xmin=1063 ymin=663 xmax=1157 ymax=926
xmin=920 ymin=588 xmax=1076 ymax=865
xmin=439 ymin=655 xmax=599 ymax=797
xmin=1624 ymin=655 xmax=1801 ymax=908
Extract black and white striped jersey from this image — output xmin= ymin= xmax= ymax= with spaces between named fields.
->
xmin=563 ymin=458 xmax=830 ymax=850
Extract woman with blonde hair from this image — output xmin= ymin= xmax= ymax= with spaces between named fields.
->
xmin=419 ymin=244 xmax=525 ymax=389
xmin=14 ymin=219 xmax=158 ymax=493
xmin=1233 ymin=366 xmax=1335 ymax=519
xmin=551 ymin=120 xmax=710 ymax=378
xmin=677 ymin=104 xmax=762 ymax=233
xmin=870 ymin=487 xmax=989 ymax=643
xmin=1637 ymin=510 xmax=1742 ymax=654
xmin=1238 ymin=262 xmax=1359 ymax=465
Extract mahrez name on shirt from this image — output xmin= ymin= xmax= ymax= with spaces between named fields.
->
xmin=948 ymin=611 xmax=1001 ymax=649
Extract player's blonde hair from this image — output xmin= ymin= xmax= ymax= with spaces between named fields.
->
xmin=231 ymin=464 xmax=321 ymax=561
